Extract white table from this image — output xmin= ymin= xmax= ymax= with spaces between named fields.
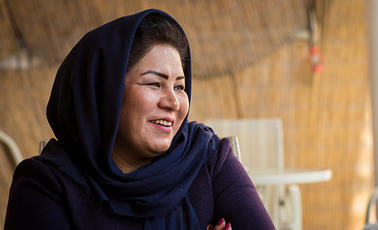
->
xmin=250 ymin=168 xmax=332 ymax=185
xmin=248 ymin=168 xmax=332 ymax=230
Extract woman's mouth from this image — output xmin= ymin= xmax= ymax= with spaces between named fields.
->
xmin=150 ymin=119 xmax=174 ymax=133
xmin=151 ymin=119 xmax=173 ymax=127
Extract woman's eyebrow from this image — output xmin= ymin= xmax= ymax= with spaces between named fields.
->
xmin=141 ymin=70 xmax=168 ymax=79
xmin=141 ymin=70 xmax=185 ymax=80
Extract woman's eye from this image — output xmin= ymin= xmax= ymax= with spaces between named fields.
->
xmin=174 ymin=85 xmax=185 ymax=91
xmin=146 ymin=82 xmax=160 ymax=87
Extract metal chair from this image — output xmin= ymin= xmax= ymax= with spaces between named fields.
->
xmin=364 ymin=186 xmax=378 ymax=230
xmin=206 ymin=118 xmax=301 ymax=230
xmin=0 ymin=130 xmax=23 ymax=168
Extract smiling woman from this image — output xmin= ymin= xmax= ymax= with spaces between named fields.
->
xmin=4 ymin=9 xmax=274 ymax=230
xmin=113 ymin=45 xmax=189 ymax=173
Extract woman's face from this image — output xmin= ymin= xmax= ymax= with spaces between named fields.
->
xmin=115 ymin=44 xmax=189 ymax=162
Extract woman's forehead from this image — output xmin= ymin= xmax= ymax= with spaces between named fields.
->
xmin=129 ymin=45 xmax=184 ymax=76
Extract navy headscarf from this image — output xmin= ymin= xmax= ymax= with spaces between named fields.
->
xmin=40 ymin=9 xmax=220 ymax=229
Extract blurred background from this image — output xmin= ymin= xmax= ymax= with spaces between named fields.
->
xmin=0 ymin=0 xmax=374 ymax=229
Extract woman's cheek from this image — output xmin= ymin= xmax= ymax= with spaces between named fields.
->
xmin=179 ymin=93 xmax=189 ymax=115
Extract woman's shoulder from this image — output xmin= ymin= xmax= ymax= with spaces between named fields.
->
xmin=10 ymin=154 xmax=93 ymax=202
xmin=9 ymin=157 xmax=65 ymax=202
xmin=204 ymin=136 xmax=235 ymax=178
xmin=14 ymin=157 xmax=59 ymax=182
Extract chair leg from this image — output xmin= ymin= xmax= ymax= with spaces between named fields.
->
xmin=286 ymin=185 xmax=302 ymax=230
xmin=257 ymin=185 xmax=280 ymax=228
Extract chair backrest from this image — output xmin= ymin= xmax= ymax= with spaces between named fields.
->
xmin=206 ymin=118 xmax=284 ymax=172
xmin=225 ymin=136 xmax=241 ymax=161
xmin=0 ymin=130 xmax=23 ymax=168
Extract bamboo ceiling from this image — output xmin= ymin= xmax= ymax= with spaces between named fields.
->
xmin=0 ymin=0 xmax=322 ymax=78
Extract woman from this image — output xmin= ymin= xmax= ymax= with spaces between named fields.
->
xmin=5 ymin=9 xmax=274 ymax=230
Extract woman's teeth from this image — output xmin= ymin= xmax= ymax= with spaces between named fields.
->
xmin=152 ymin=119 xmax=173 ymax=127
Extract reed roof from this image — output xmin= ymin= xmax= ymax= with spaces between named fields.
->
xmin=0 ymin=0 xmax=327 ymax=77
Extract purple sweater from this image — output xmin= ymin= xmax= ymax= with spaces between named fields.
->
xmin=5 ymin=139 xmax=275 ymax=229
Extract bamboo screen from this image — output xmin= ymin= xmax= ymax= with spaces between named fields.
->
xmin=190 ymin=0 xmax=373 ymax=229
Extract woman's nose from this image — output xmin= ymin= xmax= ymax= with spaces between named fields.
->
xmin=159 ymin=88 xmax=180 ymax=111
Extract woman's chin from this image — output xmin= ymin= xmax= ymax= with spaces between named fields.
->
xmin=149 ymin=142 xmax=171 ymax=155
